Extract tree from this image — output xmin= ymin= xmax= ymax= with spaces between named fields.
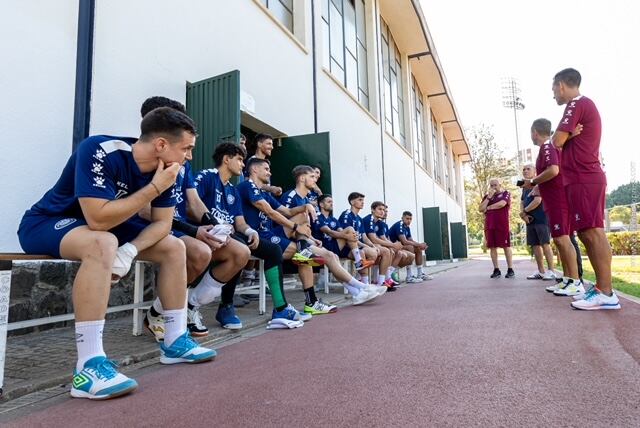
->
xmin=464 ymin=124 xmax=520 ymax=246
xmin=609 ymin=206 xmax=631 ymax=224
xmin=606 ymin=182 xmax=640 ymax=208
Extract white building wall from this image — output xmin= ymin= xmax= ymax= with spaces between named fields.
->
xmin=90 ymin=0 xmax=314 ymax=138
xmin=0 ymin=1 xmax=79 ymax=251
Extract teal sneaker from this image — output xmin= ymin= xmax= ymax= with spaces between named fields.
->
xmin=70 ymin=356 xmax=138 ymax=400
xmin=160 ymin=331 xmax=217 ymax=364
xmin=391 ymin=271 xmax=400 ymax=283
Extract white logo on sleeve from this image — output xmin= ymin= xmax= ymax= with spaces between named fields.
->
xmin=93 ymin=176 xmax=106 ymax=188
xmin=562 ymin=118 xmax=570 ymax=125
xmin=93 ymin=149 xmax=106 ymax=162
xmin=91 ymin=163 xmax=103 ymax=174
xmin=54 ymin=218 xmax=77 ymax=230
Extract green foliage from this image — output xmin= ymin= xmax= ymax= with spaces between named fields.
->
xmin=609 ymin=206 xmax=631 ymax=224
xmin=607 ymin=231 xmax=640 ymax=256
xmin=606 ymin=182 xmax=640 ymax=208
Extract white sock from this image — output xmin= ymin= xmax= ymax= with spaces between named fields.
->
xmin=352 ymin=249 xmax=362 ymax=263
xmin=407 ymin=266 xmax=414 ymax=277
xmin=163 ymin=309 xmax=187 ymax=347
xmin=344 ymin=277 xmax=366 ymax=292
xmin=417 ymin=266 xmax=424 ymax=276
xmin=152 ymin=297 xmax=164 ymax=314
xmin=386 ymin=266 xmax=396 ymax=280
xmin=360 ymin=275 xmax=369 ymax=284
xmin=189 ymin=270 xmax=225 ymax=307
xmin=377 ymin=275 xmax=385 ymax=285
xmin=75 ymin=320 xmax=106 ymax=372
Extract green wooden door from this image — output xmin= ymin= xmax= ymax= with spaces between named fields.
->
xmin=440 ymin=212 xmax=450 ymax=260
xmin=423 ymin=207 xmax=443 ymax=261
xmin=186 ymin=70 xmax=241 ymax=171
xmin=450 ymin=222 xmax=468 ymax=258
xmin=269 ymin=132 xmax=332 ymax=195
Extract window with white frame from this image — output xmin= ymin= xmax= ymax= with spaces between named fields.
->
xmin=411 ymin=76 xmax=428 ymax=170
xmin=431 ymin=113 xmax=442 ymax=183
xmin=321 ymin=0 xmax=369 ymax=109
xmin=380 ymin=17 xmax=406 ymax=147
xmin=260 ymin=0 xmax=294 ymax=32
xmin=444 ymin=140 xmax=451 ymax=194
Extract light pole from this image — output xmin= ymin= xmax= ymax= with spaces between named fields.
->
xmin=501 ymin=77 xmax=525 ymax=170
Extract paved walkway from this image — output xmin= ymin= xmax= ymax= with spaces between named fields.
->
xmin=2 ymin=258 xmax=640 ymax=427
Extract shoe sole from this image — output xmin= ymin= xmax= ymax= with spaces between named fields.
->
xmin=352 ymin=293 xmax=378 ymax=306
xmin=160 ymin=354 xmax=216 ymax=364
xmin=304 ymin=309 xmax=337 ymax=315
xmin=570 ymin=303 xmax=621 ymax=310
xmin=219 ymin=324 xmax=243 ymax=330
xmin=188 ymin=330 xmax=209 ymax=337
xmin=71 ymin=383 xmax=138 ymax=400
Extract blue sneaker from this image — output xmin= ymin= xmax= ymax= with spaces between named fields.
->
xmin=160 ymin=331 xmax=217 ymax=364
xmin=70 ymin=356 xmax=138 ymax=400
xmin=216 ymin=303 xmax=243 ymax=330
xmin=272 ymin=304 xmax=312 ymax=322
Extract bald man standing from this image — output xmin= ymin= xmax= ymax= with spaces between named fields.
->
xmin=479 ymin=179 xmax=514 ymax=278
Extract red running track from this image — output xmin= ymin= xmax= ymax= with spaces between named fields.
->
xmin=5 ymin=259 xmax=640 ymax=427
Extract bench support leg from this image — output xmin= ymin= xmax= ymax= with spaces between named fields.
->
xmin=132 ymin=261 xmax=145 ymax=336
xmin=0 ymin=265 xmax=12 ymax=398
xmin=258 ymin=260 xmax=266 ymax=315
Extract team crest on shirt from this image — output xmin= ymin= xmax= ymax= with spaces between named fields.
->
xmin=227 ymin=194 xmax=235 ymax=205
xmin=330 ymin=221 xmax=336 ymax=228
xmin=179 ymin=166 xmax=185 ymax=178
xmin=270 ymin=236 xmax=281 ymax=244
xmin=54 ymin=218 xmax=77 ymax=230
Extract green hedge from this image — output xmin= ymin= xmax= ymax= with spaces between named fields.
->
xmin=606 ymin=231 xmax=640 ymax=256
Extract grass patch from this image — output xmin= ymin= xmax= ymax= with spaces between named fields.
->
xmin=581 ymin=256 xmax=640 ymax=298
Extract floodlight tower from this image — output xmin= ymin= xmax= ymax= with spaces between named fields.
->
xmin=501 ymin=77 xmax=525 ymax=170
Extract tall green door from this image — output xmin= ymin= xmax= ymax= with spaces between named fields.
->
xmin=186 ymin=70 xmax=241 ymax=172
xmin=440 ymin=212 xmax=451 ymax=260
xmin=450 ymin=222 xmax=468 ymax=258
xmin=423 ymin=207 xmax=443 ymax=261
xmin=269 ymin=132 xmax=332 ymax=194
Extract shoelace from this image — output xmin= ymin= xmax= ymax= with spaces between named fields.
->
xmin=88 ymin=359 xmax=119 ymax=381
xmin=316 ymin=300 xmax=331 ymax=310
xmin=583 ymin=288 xmax=599 ymax=301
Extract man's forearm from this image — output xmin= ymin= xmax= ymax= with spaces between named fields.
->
xmin=130 ymin=220 xmax=172 ymax=253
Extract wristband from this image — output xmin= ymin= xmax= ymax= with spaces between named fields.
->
xmin=244 ymin=227 xmax=257 ymax=237
xmin=201 ymin=212 xmax=218 ymax=225
xmin=172 ymin=219 xmax=198 ymax=238
xmin=150 ymin=182 xmax=161 ymax=196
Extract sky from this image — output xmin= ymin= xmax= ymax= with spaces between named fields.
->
xmin=420 ymin=0 xmax=640 ymax=190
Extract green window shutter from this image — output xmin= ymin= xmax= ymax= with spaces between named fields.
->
xmin=269 ymin=132 xmax=332 ymax=194
xmin=186 ymin=70 xmax=241 ymax=172
xmin=423 ymin=207 xmax=443 ymax=261
xmin=450 ymin=222 xmax=468 ymax=259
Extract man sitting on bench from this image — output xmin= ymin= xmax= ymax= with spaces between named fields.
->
xmin=17 ymin=108 xmax=215 ymax=400
xmin=246 ymin=162 xmax=384 ymax=309
xmin=388 ymin=211 xmax=432 ymax=281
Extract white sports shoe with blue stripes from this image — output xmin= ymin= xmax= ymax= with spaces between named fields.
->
xmin=571 ymin=289 xmax=621 ymax=310
xmin=70 ymin=356 xmax=138 ymax=400
xmin=160 ymin=331 xmax=217 ymax=364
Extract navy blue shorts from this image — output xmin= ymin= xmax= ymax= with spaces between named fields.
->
xmin=18 ymin=212 xmax=150 ymax=258
xmin=258 ymin=229 xmax=293 ymax=253
xmin=325 ymin=240 xmax=351 ymax=258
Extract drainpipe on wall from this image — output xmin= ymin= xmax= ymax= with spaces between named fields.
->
xmin=72 ymin=0 xmax=95 ymax=151
xmin=311 ymin=0 xmax=318 ymax=134
xmin=374 ymin=0 xmax=387 ymax=201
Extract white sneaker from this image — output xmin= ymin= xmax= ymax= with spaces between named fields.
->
xmin=542 ymin=270 xmax=557 ymax=281
xmin=527 ymin=272 xmax=544 ymax=280
xmin=545 ymin=281 xmax=562 ymax=293
xmin=571 ymin=289 xmax=621 ymax=310
xmin=352 ymin=288 xmax=378 ymax=305
xmin=573 ymin=282 xmax=594 ymax=301
xmin=144 ymin=310 xmax=165 ymax=342
xmin=407 ymin=275 xmax=422 ymax=284
xmin=420 ymin=273 xmax=433 ymax=281
xmin=364 ymin=284 xmax=387 ymax=297
xmin=554 ymin=280 xmax=585 ymax=296
xmin=71 ymin=356 xmax=138 ymax=400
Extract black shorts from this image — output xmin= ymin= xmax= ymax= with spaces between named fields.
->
xmin=526 ymin=223 xmax=551 ymax=246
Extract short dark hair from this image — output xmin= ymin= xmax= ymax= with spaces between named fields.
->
xmin=371 ymin=201 xmax=385 ymax=210
xmin=553 ymin=68 xmax=581 ymax=88
xmin=531 ymin=118 xmax=552 ymax=137
xmin=140 ymin=107 xmax=197 ymax=141
xmin=140 ymin=96 xmax=186 ymax=117
xmin=212 ymin=142 xmax=246 ymax=167
xmin=247 ymin=133 xmax=273 ymax=156
xmin=292 ymin=165 xmax=314 ymax=181
xmin=348 ymin=192 xmax=365 ymax=203
xmin=246 ymin=157 xmax=269 ymax=174
xmin=318 ymin=194 xmax=332 ymax=204
xmin=402 ymin=211 xmax=413 ymax=217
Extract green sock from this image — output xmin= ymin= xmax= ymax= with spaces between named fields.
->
xmin=265 ymin=266 xmax=287 ymax=311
